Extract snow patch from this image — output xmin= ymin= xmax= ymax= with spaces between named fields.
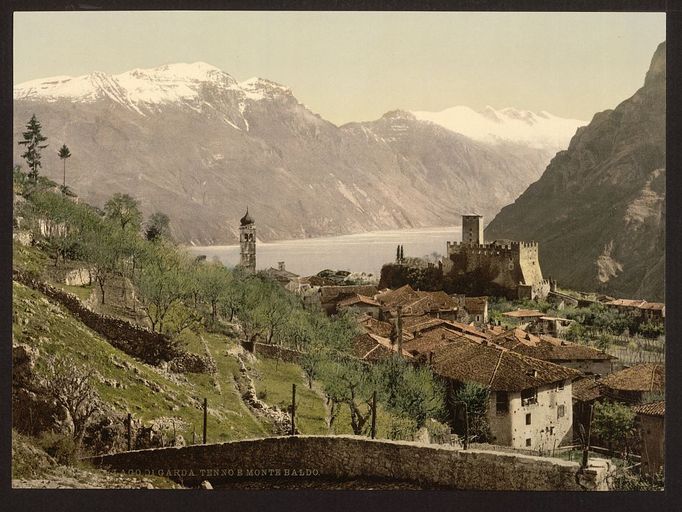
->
xmin=412 ymin=105 xmax=586 ymax=150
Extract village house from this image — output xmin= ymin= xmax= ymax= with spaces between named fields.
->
xmin=492 ymin=329 xmax=615 ymax=376
xmin=337 ymin=294 xmax=382 ymax=319
xmin=501 ymin=309 xmax=546 ymax=324
xmin=464 ymin=296 xmax=489 ymax=324
xmin=261 ymin=261 xmax=300 ymax=287
xmin=427 ymin=336 xmax=580 ymax=451
xmin=633 ymin=401 xmax=665 ymax=476
xmin=309 ymin=284 xmax=379 ymax=315
xmin=533 ymin=316 xmax=574 ymax=337
xmin=374 ymin=285 xmax=460 ymax=321
xmin=598 ymin=363 xmax=665 ymax=404
xmin=604 ymin=299 xmax=665 ymax=325
xmin=402 ymin=317 xmax=489 ymax=344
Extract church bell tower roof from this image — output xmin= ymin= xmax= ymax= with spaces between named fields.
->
xmin=240 ymin=207 xmax=254 ymax=226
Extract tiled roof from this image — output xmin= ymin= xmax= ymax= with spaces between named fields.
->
xmin=492 ymin=330 xmax=614 ymax=362
xmin=404 ymin=317 xmax=489 ymax=341
xmin=415 ymin=290 xmax=460 ymax=310
xmin=572 ymin=376 xmax=602 ymax=402
xmin=604 ymin=299 xmax=647 ymax=308
xmin=337 ymin=294 xmax=381 ymax=308
xmin=430 ymin=337 xmax=580 ymax=392
xmin=358 ymin=315 xmax=393 ymax=338
xmin=352 ymin=333 xmax=413 ymax=361
xmin=319 ymin=285 xmax=378 ymax=304
xmin=633 ymin=401 xmax=665 ymax=417
xmin=375 ymin=284 xmax=420 ymax=306
xmin=402 ymin=327 xmax=469 ymax=357
xmin=599 ymin=363 xmax=665 ymax=392
xmin=502 ymin=309 xmax=545 ymax=318
xmin=639 ymin=302 xmax=665 ymax=311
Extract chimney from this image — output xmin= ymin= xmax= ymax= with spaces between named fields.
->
xmin=278 ymin=261 xmax=285 ymax=271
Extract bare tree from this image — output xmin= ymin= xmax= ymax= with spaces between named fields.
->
xmin=43 ymin=356 xmax=101 ymax=443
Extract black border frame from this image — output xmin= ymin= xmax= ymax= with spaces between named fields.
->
xmin=1 ymin=1 xmax=680 ymax=511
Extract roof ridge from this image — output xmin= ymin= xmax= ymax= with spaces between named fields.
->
xmin=649 ymin=363 xmax=658 ymax=392
xmin=488 ymin=350 xmax=505 ymax=388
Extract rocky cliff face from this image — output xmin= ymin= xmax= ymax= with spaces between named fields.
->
xmin=485 ymin=42 xmax=665 ymax=301
xmin=14 ymin=63 xmax=577 ymax=245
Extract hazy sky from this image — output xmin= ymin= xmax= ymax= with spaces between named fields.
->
xmin=14 ymin=11 xmax=665 ymax=125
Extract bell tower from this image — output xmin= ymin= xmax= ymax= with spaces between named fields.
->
xmin=239 ymin=208 xmax=256 ymax=273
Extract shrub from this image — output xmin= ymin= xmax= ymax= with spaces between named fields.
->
xmin=37 ymin=431 xmax=80 ymax=465
xmin=387 ymin=415 xmax=418 ymax=441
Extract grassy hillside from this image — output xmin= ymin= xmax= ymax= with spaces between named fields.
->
xmin=13 ymin=280 xmax=270 ymax=442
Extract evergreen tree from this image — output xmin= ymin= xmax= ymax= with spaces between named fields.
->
xmin=145 ymin=211 xmax=171 ymax=241
xmin=58 ymin=144 xmax=71 ymax=191
xmin=18 ymin=114 xmax=48 ymax=181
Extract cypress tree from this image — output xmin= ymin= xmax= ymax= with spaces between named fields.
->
xmin=18 ymin=114 xmax=48 ymax=182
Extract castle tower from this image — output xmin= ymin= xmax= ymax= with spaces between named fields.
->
xmin=239 ymin=208 xmax=256 ymax=273
xmin=462 ymin=214 xmax=484 ymax=245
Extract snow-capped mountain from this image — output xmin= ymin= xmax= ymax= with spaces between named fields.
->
xmin=14 ymin=62 xmax=291 ymax=123
xmin=14 ymin=62 xmax=582 ymax=245
xmin=412 ymin=105 xmax=586 ymax=150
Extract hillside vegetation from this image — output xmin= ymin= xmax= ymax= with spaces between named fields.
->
xmin=12 ymin=166 xmax=448 ymax=487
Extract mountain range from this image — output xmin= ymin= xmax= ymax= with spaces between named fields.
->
xmin=486 ymin=42 xmax=665 ymax=301
xmin=13 ymin=62 xmax=584 ymax=245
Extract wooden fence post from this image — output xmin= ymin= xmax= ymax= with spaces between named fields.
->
xmin=370 ymin=390 xmax=377 ymax=439
xmin=126 ymin=412 xmax=132 ymax=451
xmin=203 ymin=398 xmax=208 ymax=444
xmin=290 ymin=384 xmax=296 ymax=436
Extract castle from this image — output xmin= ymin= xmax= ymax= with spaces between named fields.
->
xmin=239 ymin=208 xmax=256 ymax=273
xmin=443 ymin=214 xmax=553 ymax=300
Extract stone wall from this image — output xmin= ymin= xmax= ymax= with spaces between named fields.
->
xmin=254 ymin=343 xmax=304 ymax=364
xmin=13 ymin=269 xmax=181 ymax=366
xmin=86 ymin=435 xmax=611 ymax=490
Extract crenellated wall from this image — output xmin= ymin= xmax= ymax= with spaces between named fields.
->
xmin=446 ymin=240 xmax=548 ymax=299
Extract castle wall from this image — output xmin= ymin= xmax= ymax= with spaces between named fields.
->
xmin=446 ymin=241 xmax=550 ymax=299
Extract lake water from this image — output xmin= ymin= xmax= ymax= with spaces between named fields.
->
xmin=189 ymin=226 xmax=461 ymax=277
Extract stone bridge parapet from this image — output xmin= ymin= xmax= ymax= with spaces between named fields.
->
xmin=87 ymin=435 xmax=611 ymax=490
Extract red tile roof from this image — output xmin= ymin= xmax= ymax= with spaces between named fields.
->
xmin=633 ymin=401 xmax=665 ymax=417
xmin=464 ymin=296 xmax=488 ymax=315
xmin=402 ymin=327 xmax=469 ymax=357
xmin=604 ymin=299 xmax=647 ymax=308
xmin=599 ymin=363 xmax=665 ymax=392
xmin=491 ymin=330 xmax=614 ymax=362
xmin=358 ymin=315 xmax=393 ymax=338
xmin=352 ymin=333 xmax=413 ymax=361
xmin=337 ymin=294 xmax=381 ymax=308
xmin=572 ymin=376 xmax=602 ymax=402
xmin=502 ymin=309 xmax=545 ymax=318
xmin=430 ymin=337 xmax=580 ymax=392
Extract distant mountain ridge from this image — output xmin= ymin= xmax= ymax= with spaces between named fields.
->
xmin=485 ymin=42 xmax=666 ymax=301
xmin=14 ymin=62 xmax=583 ymax=245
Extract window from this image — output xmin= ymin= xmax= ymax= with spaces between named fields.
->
xmin=525 ymin=413 xmax=531 ymax=425
xmin=558 ymin=380 xmax=564 ymax=391
xmin=521 ymin=388 xmax=538 ymax=406
xmin=526 ymin=438 xmax=532 ymax=447
xmin=557 ymin=405 xmax=565 ymax=419
xmin=496 ymin=391 xmax=509 ymax=414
